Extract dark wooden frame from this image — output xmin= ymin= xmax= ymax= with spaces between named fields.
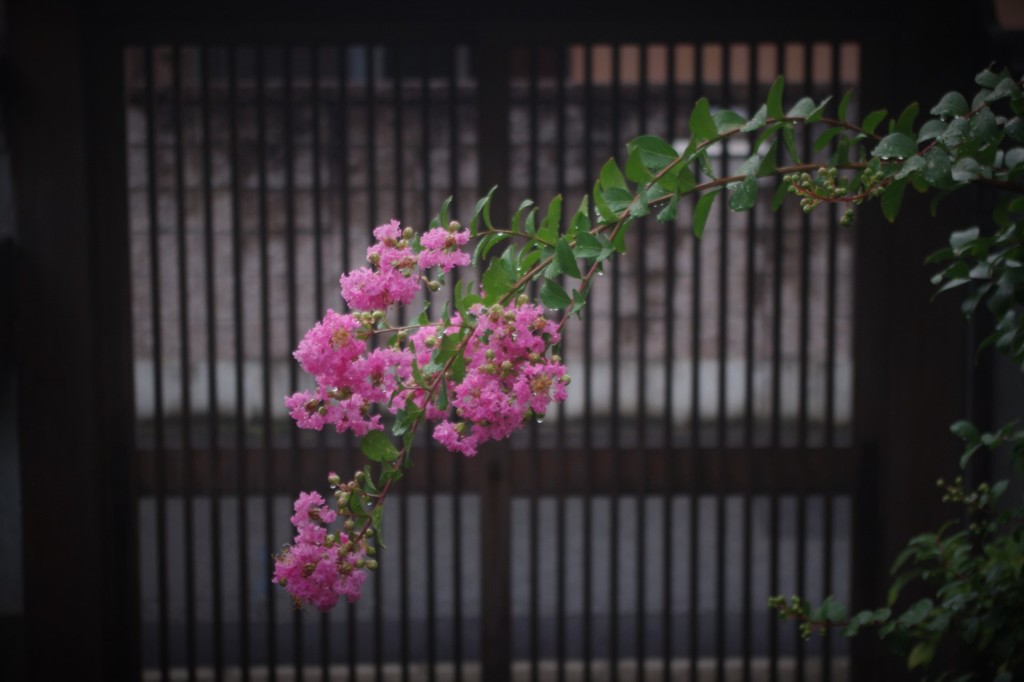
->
xmin=7 ymin=1 xmax=996 ymax=679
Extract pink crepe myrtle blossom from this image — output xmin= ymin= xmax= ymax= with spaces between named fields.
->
xmin=418 ymin=224 xmax=471 ymax=272
xmin=274 ymin=490 xmax=367 ymax=610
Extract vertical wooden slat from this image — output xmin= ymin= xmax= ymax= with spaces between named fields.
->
xmin=282 ymin=43 xmax=305 ymax=679
xmin=688 ymin=42 xmax=705 ymax=682
xmin=198 ymin=43 xmax=225 ymax=682
xmin=608 ymin=42 xmax=622 ymax=682
xmin=636 ymin=41 xmax=650 ymax=682
xmin=144 ymin=44 xmax=171 ymax=682
xmin=741 ymin=42 xmax=758 ymax=682
xmin=767 ymin=41 xmax=783 ymax=682
xmin=527 ymin=43 xmax=542 ymax=682
xmin=477 ymin=30 xmax=512 ymax=682
xmin=447 ymin=45 xmax=466 ymax=682
xmin=554 ymin=43 xmax=569 ymax=682
xmin=255 ymin=44 xmax=279 ymax=681
xmin=581 ymin=42 xmax=595 ymax=682
xmin=715 ymin=42 xmax=732 ymax=682
xmin=661 ymin=41 xmax=678 ymax=682
xmin=308 ymin=44 xmax=333 ymax=682
xmin=227 ymin=44 xmax=252 ymax=681
xmin=795 ymin=40 xmax=814 ymax=682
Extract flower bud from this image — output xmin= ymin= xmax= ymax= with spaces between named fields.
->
xmin=448 ymin=220 xmax=461 ymax=232
xmin=403 ymin=226 xmax=415 ymax=239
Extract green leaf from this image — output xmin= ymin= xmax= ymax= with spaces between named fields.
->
xmin=629 ymin=134 xmax=679 ymax=161
xmin=472 ymin=231 xmax=509 ymax=267
xmin=806 ymin=95 xmax=832 ymax=123
xmin=813 ymin=127 xmax=845 ymax=152
xmin=540 ymin=279 xmax=571 ymax=310
xmin=629 ymin=192 xmax=650 ymax=218
xmin=766 ymin=75 xmax=785 ymax=119
xmin=570 ymin=288 xmax=587 ymax=318
xmin=900 ymin=598 xmax=935 ymax=627
xmin=592 ymin=179 xmax=617 ymax=223
xmin=785 ymin=96 xmax=815 ymax=118
xmin=470 ymin=186 xmax=497 ymax=234
xmin=894 ymin=102 xmax=919 ymax=135
xmin=921 ymin=148 xmax=953 ymax=187
xmin=510 ymin=198 xmax=535 ymax=234
xmin=432 ymin=195 xmax=452 ymax=229
xmin=1006 ymin=147 xmax=1024 ymax=170
xmin=482 ymin=257 xmax=514 ymax=305
xmin=555 ymin=237 xmax=582 ymax=279
xmin=599 ymin=158 xmax=627 ymax=191
xmin=361 ymin=431 xmax=400 ymax=463
xmin=675 ymin=165 xmax=697 ymax=193
xmin=930 ymin=91 xmax=969 ymax=118
xmin=727 ymin=175 xmax=758 ymax=212
xmin=740 ymin=104 xmax=767 ymax=132
xmin=770 ymin=178 xmax=789 ymax=211
xmin=939 ymin=117 xmax=969 ymax=146
xmin=976 ymin=68 xmax=1003 ymax=88
xmin=949 ymin=227 xmax=981 ymax=255
xmin=656 ymin=192 xmax=679 ymax=222
xmin=603 ymin=187 xmax=634 ymax=213
xmin=952 ymin=157 xmax=981 ymax=183
xmin=862 ymin=109 xmax=888 ymax=135
xmin=894 ymin=155 xmax=926 ymax=181
xmin=574 ymin=232 xmax=604 ymax=259
xmin=917 ymin=119 xmax=947 ymax=144
xmin=571 ymin=195 xmax=592 ymax=233
xmin=753 ymin=121 xmax=783 ymax=154
xmin=969 ymin=106 xmax=999 ymax=144
xmin=712 ymin=109 xmax=746 ymax=134
xmin=907 ymin=641 xmax=936 ymax=670
xmin=822 ymin=596 xmax=846 ymax=622
xmin=881 ymin=178 xmax=908 ymax=223
xmin=872 ymin=132 xmax=917 ymax=160
xmin=950 ymin=419 xmax=980 ymax=442
xmin=371 ymin=505 xmax=385 ymax=547
xmin=689 ymin=97 xmax=718 ymax=142
xmin=837 ymin=89 xmax=853 ymax=121
xmin=1006 ymin=117 xmax=1024 ymax=143
xmin=538 ymin=194 xmax=563 ymax=243
xmin=692 ymin=190 xmax=720 ymax=238
xmin=625 ymin=145 xmax=654 ymax=183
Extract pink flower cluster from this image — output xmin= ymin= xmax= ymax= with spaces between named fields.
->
xmin=285 ymin=309 xmax=413 ymax=436
xmin=339 ymin=219 xmax=471 ymax=312
xmin=285 ymin=219 xmax=569 ymax=457
xmin=273 ymin=490 xmax=366 ymax=610
xmin=428 ymin=302 xmax=568 ymax=456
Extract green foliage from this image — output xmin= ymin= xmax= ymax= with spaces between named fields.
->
xmin=767 ymin=66 xmax=1024 ymax=681
xmin=326 ymin=64 xmax=1024 ymax=680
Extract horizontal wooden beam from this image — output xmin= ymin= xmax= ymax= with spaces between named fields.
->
xmin=136 ymin=444 xmax=858 ymax=497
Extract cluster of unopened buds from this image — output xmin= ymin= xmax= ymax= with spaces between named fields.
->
xmin=276 ymin=217 xmax=570 ymax=609
xmin=784 ymin=166 xmax=888 ymax=226
xmin=769 ymin=594 xmax=826 ymax=639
